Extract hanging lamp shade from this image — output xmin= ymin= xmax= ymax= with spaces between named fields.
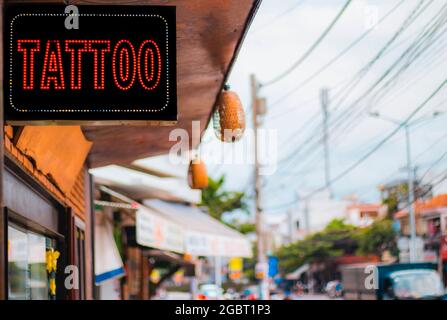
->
xmin=213 ymin=85 xmax=246 ymax=142
xmin=188 ymin=159 xmax=209 ymax=189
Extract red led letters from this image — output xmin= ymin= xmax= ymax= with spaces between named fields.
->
xmin=16 ymin=39 xmax=162 ymax=91
xmin=17 ymin=40 xmax=40 ymax=90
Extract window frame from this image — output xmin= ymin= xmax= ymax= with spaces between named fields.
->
xmin=6 ymin=215 xmax=60 ymax=300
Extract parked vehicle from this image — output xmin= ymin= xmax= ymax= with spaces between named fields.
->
xmin=325 ymin=280 xmax=343 ymax=298
xmin=341 ymin=262 xmax=446 ymax=300
xmin=241 ymin=285 xmax=259 ymax=300
xmin=223 ymin=288 xmax=240 ymax=300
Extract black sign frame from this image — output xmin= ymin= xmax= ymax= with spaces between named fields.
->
xmin=4 ymin=4 xmax=177 ymax=125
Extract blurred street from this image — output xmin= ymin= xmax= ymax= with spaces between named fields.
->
xmin=293 ymin=294 xmax=338 ymax=300
xmin=93 ymin=0 xmax=447 ymax=301
xmin=3 ymin=0 xmax=447 ymax=302
xmin=161 ymin=291 xmax=337 ymax=301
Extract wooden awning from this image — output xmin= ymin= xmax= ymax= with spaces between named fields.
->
xmin=79 ymin=0 xmax=261 ymax=167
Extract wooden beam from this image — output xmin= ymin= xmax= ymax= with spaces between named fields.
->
xmin=120 ymin=164 xmax=179 ymax=179
xmin=140 ymin=251 xmax=149 ymax=300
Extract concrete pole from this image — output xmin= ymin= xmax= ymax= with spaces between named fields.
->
xmin=368 ymin=111 xmax=443 ymax=263
xmin=405 ymin=125 xmax=417 ymax=263
xmin=320 ymin=88 xmax=332 ymax=198
xmin=250 ymin=74 xmax=269 ymax=300
xmin=287 ymin=209 xmax=294 ymax=244
xmin=214 ymin=256 xmax=222 ymax=289
xmin=304 ymin=199 xmax=310 ymax=235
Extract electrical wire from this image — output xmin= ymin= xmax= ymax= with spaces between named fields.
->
xmin=303 ymin=89 xmax=444 ymax=206
xmin=260 ymin=0 xmax=353 ymax=88
xmin=419 ymin=149 xmax=447 ymax=182
xmin=268 ymin=0 xmax=435 ymax=175
xmin=263 ymin=76 xmax=447 ymax=211
xmin=267 ymin=0 xmax=407 ymax=108
xmin=278 ymin=0 xmax=446 ymax=175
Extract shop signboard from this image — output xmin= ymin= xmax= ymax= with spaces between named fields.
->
xmin=228 ymin=257 xmax=243 ymax=280
xmin=136 ymin=207 xmax=184 ymax=253
xmin=229 ymin=257 xmax=243 ymax=272
xmin=4 ymin=4 xmax=177 ymax=125
xmin=268 ymin=256 xmax=279 ymax=278
xmin=184 ymin=232 xmax=252 ymax=258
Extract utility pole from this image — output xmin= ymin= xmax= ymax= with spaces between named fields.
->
xmin=214 ymin=256 xmax=222 ymax=290
xmin=368 ymin=112 xmax=441 ymax=263
xmin=405 ymin=125 xmax=417 ymax=263
xmin=304 ymin=199 xmax=310 ymax=235
xmin=370 ymin=114 xmax=417 ymax=262
xmin=320 ymin=88 xmax=332 ymax=198
xmin=287 ymin=209 xmax=294 ymax=244
xmin=250 ymin=74 xmax=269 ymax=300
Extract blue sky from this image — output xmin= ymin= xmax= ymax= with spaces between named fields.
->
xmin=201 ymin=0 xmax=447 ymax=216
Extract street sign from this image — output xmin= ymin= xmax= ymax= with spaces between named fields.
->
xmin=268 ymin=256 xmax=279 ymax=278
xmin=229 ymin=257 xmax=243 ymax=272
xmin=4 ymin=4 xmax=177 ymax=125
xmin=228 ymin=257 xmax=243 ymax=280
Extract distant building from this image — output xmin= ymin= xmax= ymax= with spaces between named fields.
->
xmin=264 ymin=190 xmax=385 ymax=247
xmin=345 ymin=203 xmax=387 ymax=227
xmin=395 ymin=193 xmax=447 ymax=237
xmin=294 ymin=190 xmax=350 ymax=239
xmin=395 ymin=193 xmax=447 ymax=282
xmin=379 ymin=178 xmax=433 ymax=212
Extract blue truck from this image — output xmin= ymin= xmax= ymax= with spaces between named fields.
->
xmin=341 ymin=262 xmax=446 ymax=300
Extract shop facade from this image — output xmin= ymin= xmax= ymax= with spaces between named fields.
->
xmin=93 ymin=184 xmax=252 ymax=300
xmin=0 ymin=0 xmax=260 ymax=300
xmin=1 ymin=126 xmax=94 ymax=300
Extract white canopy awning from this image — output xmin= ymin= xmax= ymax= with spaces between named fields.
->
xmin=142 ymin=199 xmax=252 ymax=258
xmin=97 ymin=186 xmax=252 ymax=258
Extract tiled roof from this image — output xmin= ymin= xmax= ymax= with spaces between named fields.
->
xmin=395 ymin=194 xmax=447 ymax=219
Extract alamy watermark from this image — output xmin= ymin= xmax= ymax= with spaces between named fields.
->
xmin=65 ymin=5 xmax=79 ymax=30
xmin=168 ymin=121 xmax=278 ymax=176
xmin=364 ymin=265 xmax=379 ymax=290
xmin=64 ymin=265 xmax=79 ymax=290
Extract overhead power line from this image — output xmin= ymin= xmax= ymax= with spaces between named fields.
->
xmin=279 ymin=0 xmax=444 ymax=173
xmin=260 ymin=0 xmax=353 ymax=88
xmin=306 ymin=78 xmax=447 ymax=195
xmin=268 ymin=0 xmax=435 ymax=176
xmin=419 ymin=149 xmax=447 ymax=182
xmin=414 ymin=130 xmax=447 ymax=163
xmin=268 ymin=0 xmax=406 ymax=108
xmin=263 ymin=77 xmax=447 ymax=211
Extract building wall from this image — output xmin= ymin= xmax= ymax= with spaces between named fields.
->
xmin=3 ymin=126 xmax=93 ymax=299
xmin=4 ymin=126 xmax=89 ymax=216
xmin=399 ymin=215 xmax=426 ymax=236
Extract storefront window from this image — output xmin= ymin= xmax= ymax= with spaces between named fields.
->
xmin=8 ymin=226 xmax=28 ymax=299
xmin=7 ymin=224 xmax=57 ymax=300
xmin=28 ymin=233 xmax=48 ymax=299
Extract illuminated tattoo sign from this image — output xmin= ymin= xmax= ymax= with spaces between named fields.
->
xmin=4 ymin=4 xmax=177 ymax=124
